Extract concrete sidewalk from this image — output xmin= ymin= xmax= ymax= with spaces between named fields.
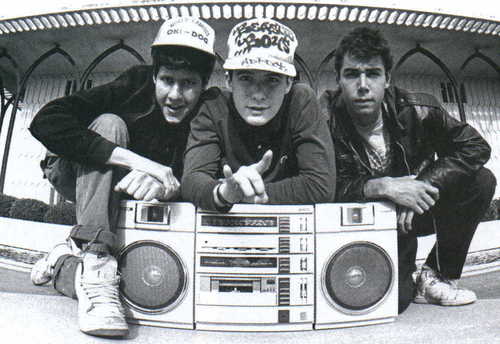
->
xmin=1 ymin=291 xmax=499 ymax=344
xmin=1 ymin=269 xmax=499 ymax=344
xmin=1 ymin=218 xmax=498 ymax=343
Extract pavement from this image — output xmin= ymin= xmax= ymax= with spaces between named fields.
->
xmin=1 ymin=218 xmax=498 ymax=343
xmin=0 ymin=268 xmax=499 ymax=344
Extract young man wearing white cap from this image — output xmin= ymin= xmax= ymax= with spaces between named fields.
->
xmin=29 ymin=17 xmax=216 ymax=337
xmin=182 ymin=18 xmax=335 ymax=209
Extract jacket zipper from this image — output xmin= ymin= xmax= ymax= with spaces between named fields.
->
xmin=346 ymin=141 xmax=374 ymax=175
xmin=395 ymin=141 xmax=411 ymax=175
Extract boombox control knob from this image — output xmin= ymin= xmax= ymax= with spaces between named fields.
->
xmin=299 ymin=217 xmax=308 ymax=232
xmin=300 ymin=257 xmax=308 ymax=271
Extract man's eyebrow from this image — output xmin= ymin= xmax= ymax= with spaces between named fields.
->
xmin=343 ymin=66 xmax=383 ymax=72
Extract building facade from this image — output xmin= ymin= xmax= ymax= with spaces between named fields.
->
xmin=1 ymin=1 xmax=499 ymax=203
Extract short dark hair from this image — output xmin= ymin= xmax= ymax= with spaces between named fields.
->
xmin=151 ymin=45 xmax=215 ymax=86
xmin=334 ymin=27 xmax=393 ymax=77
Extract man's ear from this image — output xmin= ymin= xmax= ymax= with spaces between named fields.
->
xmin=225 ymin=71 xmax=232 ymax=90
xmin=285 ymin=76 xmax=293 ymax=94
xmin=385 ymin=72 xmax=392 ymax=88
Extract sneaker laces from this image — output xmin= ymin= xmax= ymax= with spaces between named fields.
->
xmin=424 ymin=269 xmax=458 ymax=289
xmin=425 ymin=273 xmax=461 ymax=301
xmin=81 ymin=277 xmax=124 ymax=317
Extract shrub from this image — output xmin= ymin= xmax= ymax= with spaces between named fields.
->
xmin=0 ymin=193 xmax=16 ymax=217
xmin=44 ymin=202 xmax=76 ymax=225
xmin=481 ymin=198 xmax=499 ymax=222
xmin=8 ymin=198 xmax=50 ymax=222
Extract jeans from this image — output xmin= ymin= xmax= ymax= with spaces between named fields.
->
xmin=397 ymin=167 xmax=497 ymax=313
xmin=44 ymin=114 xmax=129 ymax=253
xmin=45 ymin=114 xmax=129 ymax=297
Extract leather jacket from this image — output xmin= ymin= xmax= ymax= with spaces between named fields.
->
xmin=320 ymin=86 xmax=491 ymax=202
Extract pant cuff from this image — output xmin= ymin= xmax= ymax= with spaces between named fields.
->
xmin=69 ymin=225 xmax=116 ymax=253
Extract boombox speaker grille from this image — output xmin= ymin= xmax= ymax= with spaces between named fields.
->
xmin=324 ymin=242 xmax=393 ymax=313
xmin=118 ymin=241 xmax=186 ymax=313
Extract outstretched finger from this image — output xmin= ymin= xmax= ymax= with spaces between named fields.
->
xmin=253 ymin=150 xmax=273 ymax=175
xmin=223 ymin=164 xmax=234 ymax=181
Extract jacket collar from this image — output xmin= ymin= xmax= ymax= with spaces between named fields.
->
xmin=333 ymin=86 xmax=406 ymax=143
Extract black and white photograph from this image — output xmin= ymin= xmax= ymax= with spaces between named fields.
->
xmin=0 ymin=1 xmax=499 ymax=343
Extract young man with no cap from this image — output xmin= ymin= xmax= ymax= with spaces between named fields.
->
xmin=321 ymin=27 xmax=496 ymax=313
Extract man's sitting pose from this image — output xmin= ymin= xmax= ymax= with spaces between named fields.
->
xmin=28 ymin=17 xmax=216 ymax=337
xmin=181 ymin=18 xmax=336 ymax=209
xmin=321 ymin=27 xmax=496 ymax=313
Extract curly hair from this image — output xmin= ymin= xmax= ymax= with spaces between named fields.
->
xmin=334 ymin=27 xmax=393 ymax=77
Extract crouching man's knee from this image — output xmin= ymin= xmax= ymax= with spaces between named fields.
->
xmin=473 ymin=167 xmax=497 ymax=204
xmin=88 ymin=113 xmax=129 ymax=147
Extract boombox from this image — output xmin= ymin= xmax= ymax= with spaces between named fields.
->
xmin=315 ymin=202 xmax=398 ymax=329
xmin=116 ymin=201 xmax=196 ymax=329
xmin=195 ymin=204 xmax=315 ymax=331
xmin=114 ymin=200 xmax=398 ymax=331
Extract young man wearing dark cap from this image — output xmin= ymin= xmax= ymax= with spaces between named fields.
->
xmin=182 ymin=18 xmax=335 ymax=209
xmin=29 ymin=17 xmax=217 ymax=337
xmin=321 ymin=27 xmax=496 ymax=314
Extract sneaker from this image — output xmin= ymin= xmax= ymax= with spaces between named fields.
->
xmin=414 ymin=265 xmax=477 ymax=306
xmin=75 ymin=252 xmax=129 ymax=338
xmin=31 ymin=243 xmax=73 ymax=285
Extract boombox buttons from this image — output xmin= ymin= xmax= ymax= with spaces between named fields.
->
xmin=315 ymin=202 xmax=399 ymax=329
xmin=195 ymin=204 xmax=315 ymax=331
xmin=116 ymin=201 xmax=197 ymax=329
xmin=114 ymin=201 xmax=398 ymax=332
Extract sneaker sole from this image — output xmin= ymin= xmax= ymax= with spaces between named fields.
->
xmin=413 ymin=295 xmax=476 ymax=306
xmin=81 ymin=328 xmax=129 ymax=338
xmin=413 ymin=295 xmax=428 ymax=304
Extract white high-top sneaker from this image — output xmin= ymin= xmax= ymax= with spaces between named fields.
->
xmin=31 ymin=242 xmax=75 ymax=285
xmin=75 ymin=252 xmax=129 ymax=337
xmin=414 ymin=264 xmax=477 ymax=306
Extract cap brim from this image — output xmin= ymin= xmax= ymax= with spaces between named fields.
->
xmin=223 ymin=56 xmax=296 ymax=77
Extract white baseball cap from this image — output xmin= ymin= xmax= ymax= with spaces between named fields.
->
xmin=152 ymin=16 xmax=215 ymax=57
xmin=223 ymin=18 xmax=297 ymax=77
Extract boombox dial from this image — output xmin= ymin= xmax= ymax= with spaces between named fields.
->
xmin=195 ymin=204 xmax=315 ymax=331
xmin=116 ymin=201 xmax=196 ymax=329
xmin=116 ymin=201 xmax=398 ymax=331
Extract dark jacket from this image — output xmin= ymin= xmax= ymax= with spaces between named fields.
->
xmin=320 ymin=86 xmax=491 ymax=202
xmin=29 ymin=65 xmax=216 ymax=179
xmin=182 ymin=83 xmax=336 ymax=210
